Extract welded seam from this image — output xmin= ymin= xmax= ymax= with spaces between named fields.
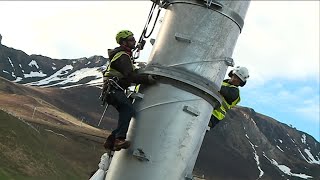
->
xmin=136 ymin=98 xmax=202 ymax=112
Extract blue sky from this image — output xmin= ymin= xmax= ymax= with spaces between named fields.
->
xmin=240 ymin=78 xmax=319 ymax=141
xmin=0 ymin=1 xmax=319 ymax=141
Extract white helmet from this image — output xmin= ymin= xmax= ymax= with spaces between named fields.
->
xmin=233 ymin=66 xmax=249 ymax=82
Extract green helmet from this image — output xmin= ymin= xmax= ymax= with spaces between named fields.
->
xmin=116 ymin=30 xmax=134 ymax=44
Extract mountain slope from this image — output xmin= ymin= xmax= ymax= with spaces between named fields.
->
xmin=194 ymin=107 xmax=320 ymax=180
xmin=0 ymin=41 xmax=319 ymax=180
xmin=0 ymin=43 xmax=107 ymax=88
xmin=0 ymin=109 xmax=106 ymax=180
xmin=0 ymin=77 xmax=117 ymax=130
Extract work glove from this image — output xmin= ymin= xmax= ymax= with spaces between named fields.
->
xmin=136 ymin=62 xmax=147 ymax=69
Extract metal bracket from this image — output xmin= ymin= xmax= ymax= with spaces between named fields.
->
xmin=223 ymin=57 xmax=234 ymax=66
xmin=183 ymin=105 xmax=200 ymax=117
xmin=205 ymin=0 xmax=222 ymax=8
xmin=130 ymin=92 xmax=144 ymax=100
xmin=175 ymin=33 xmax=192 ymax=43
xmin=140 ymin=64 xmax=222 ymax=108
xmin=133 ymin=148 xmax=150 ymax=162
xmin=150 ymin=38 xmax=156 ymax=45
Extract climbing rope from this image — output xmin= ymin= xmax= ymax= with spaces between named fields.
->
xmin=133 ymin=0 xmax=162 ymax=60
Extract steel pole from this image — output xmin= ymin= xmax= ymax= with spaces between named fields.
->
xmin=106 ymin=1 xmax=250 ymax=179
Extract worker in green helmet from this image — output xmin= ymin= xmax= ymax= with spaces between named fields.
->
xmin=209 ymin=66 xmax=249 ymax=129
xmin=102 ymin=30 xmax=156 ymax=151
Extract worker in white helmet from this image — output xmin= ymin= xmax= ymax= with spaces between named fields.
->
xmin=209 ymin=66 xmax=249 ymax=129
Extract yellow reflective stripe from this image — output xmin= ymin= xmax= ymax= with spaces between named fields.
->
xmin=222 ymin=81 xmax=237 ymax=88
xmin=111 ymin=52 xmax=127 ymax=63
xmin=135 ymin=84 xmax=140 ymax=92
xmin=231 ymin=96 xmax=240 ymax=107
xmin=211 ymin=82 xmax=240 ymax=120
xmin=221 ymin=100 xmax=229 ymax=110
xmin=212 ymin=108 xmax=225 ymax=120
xmin=104 ymin=51 xmax=135 ymax=78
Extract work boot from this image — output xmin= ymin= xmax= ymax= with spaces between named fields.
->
xmin=103 ymin=134 xmax=115 ymax=150
xmin=113 ymin=138 xmax=131 ymax=150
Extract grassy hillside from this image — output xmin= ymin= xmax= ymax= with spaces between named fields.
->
xmin=0 ymin=110 xmax=107 ymax=180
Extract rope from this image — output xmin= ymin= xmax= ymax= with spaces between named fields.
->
xmin=133 ymin=0 xmax=162 ymax=59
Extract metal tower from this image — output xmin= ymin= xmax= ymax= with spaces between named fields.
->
xmin=105 ymin=0 xmax=250 ymax=179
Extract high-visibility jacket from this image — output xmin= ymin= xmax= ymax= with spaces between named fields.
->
xmin=212 ymin=81 xmax=240 ymax=120
xmin=104 ymin=51 xmax=135 ymax=78
xmin=103 ymin=46 xmax=152 ymax=90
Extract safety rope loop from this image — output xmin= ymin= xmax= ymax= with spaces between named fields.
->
xmin=134 ymin=1 xmax=162 ymax=60
xmin=138 ymin=2 xmax=157 ymax=43
xmin=143 ymin=6 xmax=162 ymax=38
xmin=109 ymin=78 xmax=124 ymax=91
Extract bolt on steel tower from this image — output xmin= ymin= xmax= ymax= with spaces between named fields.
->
xmin=105 ymin=0 xmax=250 ymax=179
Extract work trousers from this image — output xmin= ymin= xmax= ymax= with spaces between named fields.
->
xmin=209 ymin=115 xmax=221 ymax=129
xmin=108 ymin=89 xmax=135 ymax=139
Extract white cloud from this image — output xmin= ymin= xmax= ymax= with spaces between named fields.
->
xmin=0 ymin=1 xmax=153 ymax=59
xmin=233 ymin=1 xmax=319 ymax=82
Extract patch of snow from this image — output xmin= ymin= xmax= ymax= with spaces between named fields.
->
xmin=52 ymin=66 xmax=56 ymax=70
xmin=263 ymin=153 xmax=313 ymax=179
xmin=301 ymin=134 xmax=306 ymax=144
xmin=304 ymin=149 xmax=320 ymax=164
xmin=26 ymin=65 xmax=73 ymax=86
xmin=245 ymin=134 xmax=250 ymax=139
xmin=250 ymin=118 xmax=257 ymax=126
xmin=12 ymin=77 xmax=23 ymax=82
xmin=279 ymin=139 xmax=283 ymax=143
xmin=85 ymin=61 xmax=91 ymax=65
xmin=270 ymin=159 xmax=313 ymax=179
xmin=276 ymin=145 xmax=284 ymax=152
xmin=28 ymin=60 xmax=40 ymax=69
xmin=290 ymin=138 xmax=296 ymax=144
xmin=2 ymin=70 xmax=9 ymax=74
xmin=24 ymin=71 xmax=47 ymax=78
xmin=45 ymin=129 xmax=67 ymax=139
xmin=298 ymin=149 xmax=309 ymax=162
xmin=84 ymin=77 xmax=103 ymax=85
xmin=19 ymin=64 xmax=22 ymax=68
xmin=8 ymin=57 xmax=14 ymax=68
xmin=41 ymin=67 xmax=101 ymax=88
xmin=11 ymin=71 xmax=16 ymax=77
xmin=243 ymin=113 xmax=249 ymax=119
xmin=248 ymin=140 xmax=264 ymax=179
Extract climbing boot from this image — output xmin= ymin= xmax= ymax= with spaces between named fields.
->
xmin=113 ymin=139 xmax=131 ymax=150
xmin=103 ymin=134 xmax=115 ymax=150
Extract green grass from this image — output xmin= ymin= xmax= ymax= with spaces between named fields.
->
xmin=0 ymin=110 xmax=106 ymax=180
